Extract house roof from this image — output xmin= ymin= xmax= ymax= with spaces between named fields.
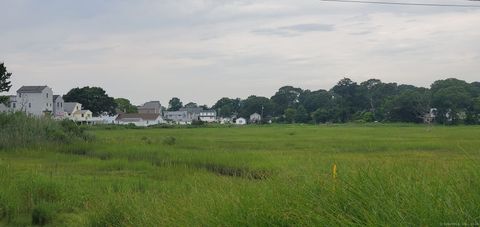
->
xmin=140 ymin=101 xmax=161 ymax=109
xmin=53 ymin=95 xmax=63 ymax=101
xmin=64 ymin=102 xmax=81 ymax=114
xmin=179 ymin=107 xmax=203 ymax=114
xmin=116 ymin=113 xmax=161 ymax=121
xmin=17 ymin=86 xmax=48 ymax=93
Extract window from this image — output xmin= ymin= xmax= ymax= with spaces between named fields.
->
xmin=19 ymin=93 xmax=21 ymax=98
xmin=46 ymin=93 xmax=49 ymax=98
xmin=29 ymin=103 xmax=31 ymax=108
xmin=12 ymin=103 xmax=16 ymax=108
xmin=81 ymin=114 xmax=84 ymax=117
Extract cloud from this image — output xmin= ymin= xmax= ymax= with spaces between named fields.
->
xmin=253 ymin=23 xmax=334 ymax=36
xmin=1 ymin=0 xmax=480 ymax=106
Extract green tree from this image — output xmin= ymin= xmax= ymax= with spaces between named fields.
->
xmin=63 ymin=87 xmax=117 ymax=116
xmin=0 ymin=62 xmax=12 ymax=104
xmin=294 ymin=106 xmax=310 ymax=123
xmin=184 ymin=102 xmax=198 ymax=108
xmin=271 ymin=86 xmax=303 ymax=116
xmin=298 ymin=89 xmax=333 ymax=113
xmin=312 ymin=108 xmax=331 ymax=124
xmin=213 ymin=97 xmax=241 ymax=117
xmin=168 ymin=97 xmax=183 ymax=111
xmin=384 ymin=90 xmax=429 ymax=123
xmin=239 ymin=96 xmax=273 ymax=118
xmin=284 ymin=108 xmax=296 ymax=123
xmin=0 ymin=62 xmax=12 ymax=93
xmin=431 ymin=78 xmax=472 ymax=124
xmin=115 ymin=98 xmax=138 ymax=113
xmin=330 ymin=78 xmax=367 ymax=122
xmin=360 ymin=79 xmax=398 ymax=121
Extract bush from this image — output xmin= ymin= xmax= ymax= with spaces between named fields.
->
xmin=31 ymin=203 xmax=56 ymax=226
xmin=162 ymin=136 xmax=176 ymax=146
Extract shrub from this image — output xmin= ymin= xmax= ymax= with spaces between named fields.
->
xmin=162 ymin=136 xmax=176 ymax=146
xmin=31 ymin=203 xmax=56 ymax=226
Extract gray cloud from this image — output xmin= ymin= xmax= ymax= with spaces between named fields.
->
xmin=1 ymin=0 xmax=479 ymax=106
xmin=253 ymin=23 xmax=334 ymax=36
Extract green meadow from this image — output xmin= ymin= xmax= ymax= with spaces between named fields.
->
xmin=1 ymin=124 xmax=480 ymax=226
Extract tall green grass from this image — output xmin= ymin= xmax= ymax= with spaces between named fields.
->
xmin=0 ymin=113 xmax=93 ymax=150
xmin=1 ymin=124 xmax=480 ymax=226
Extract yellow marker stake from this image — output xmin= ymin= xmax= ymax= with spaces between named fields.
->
xmin=332 ymin=163 xmax=337 ymax=179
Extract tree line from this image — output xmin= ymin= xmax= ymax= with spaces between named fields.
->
xmin=1 ymin=62 xmax=479 ymax=124
xmin=208 ymin=78 xmax=480 ymax=125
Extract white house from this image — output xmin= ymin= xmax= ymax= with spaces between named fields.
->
xmin=199 ymin=110 xmax=217 ymax=123
xmin=10 ymin=86 xmax=53 ymax=117
xmin=72 ymin=110 xmax=93 ymax=122
xmin=64 ymin=102 xmax=82 ymax=118
xmin=235 ymin=117 xmax=247 ymax=125
xmin=115 ymin=113 xmax=164 ymax=127
xmin=250 ymin=113 xmax=262 ymax=123
xmin=63 ymin=102 xmax=94 ymax=123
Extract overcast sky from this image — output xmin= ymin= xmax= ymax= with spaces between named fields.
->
xmin=1 ymin=0 xmax=480 ymax=106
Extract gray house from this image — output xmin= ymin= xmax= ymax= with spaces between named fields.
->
xmin=138 ymin=101 xmax=162 ymax=114
xmin=10 ymin=86 xmax=53 ymax=117
xmin=53 ymin=95 xmax=65 ymax=118
xmin=164 ymin=110 xmax=189 ymax=124
xmin=163 ymin=107 xmax=202 ymax=124
xmin=199 ymin=110 xmax=217 ymax=123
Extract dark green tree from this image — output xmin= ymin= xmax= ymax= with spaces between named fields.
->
xmin=0 ymin=62 xmax=12 ymax=93
xmin=294 ymin=105 xmax=310 ymax=123
xmin=384 ymin=90 xmax=429 ymax=123
xmin=115 ymin=98 xmax=138 ymax=113
xmin=330 ymin=78 xmax=367 ymax=122
xmin=284 ymin=108 xmax=296 ymax=123
xmin=213 ymin=97 xmax=241 ymax=117
xmin=431 ymin=78 xmax=472 ymax=124
xmin=168 ymin=97 xmax=183 ymax=111
xmin=184 ymin=102 xmax=198 ymax=108
xmin=0 ymin=62 xmax=12 ymax=104
xmin=298 ymin=89 xmax=333 ymax=113
xmin=271 ymin=86 xmax=303 ymax=116
xmin=239 ymin=96 xmax=274 ymax=118
xmin=63 ymin=87 xmax=117 ymax=116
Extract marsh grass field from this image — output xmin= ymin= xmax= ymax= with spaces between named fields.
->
xmin=1 ymin=124 xmax=480 ymax=226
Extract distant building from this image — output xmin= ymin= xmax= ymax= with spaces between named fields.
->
xmin=64 ymin=102 xmax=82 ymax=118
xmin=199 ymin=110 xmax=217 ymax=123
xmin=164 ymin=107 xmax=203 ymax=124
xmin=10 ymin=86 xmax=53 ymax=116
xmin=63 ymin=102 xmax=94 ymax=123
xmin=163 ymin=110 xmax=188 ymax=124
xmin=115 ymin=113 xmax=164 ymax=127
xmin=250 ymin=113 xmax=262 ymax=123
xmin=235 ymin=117 xmax=247 ymax=125
xmin=0 ymin=103 xmax=8 ymax=113
xmin=52 ymin=95 xmax=65 ymax=118
xmin=138 ymin=101 xmax=162 ymax=114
